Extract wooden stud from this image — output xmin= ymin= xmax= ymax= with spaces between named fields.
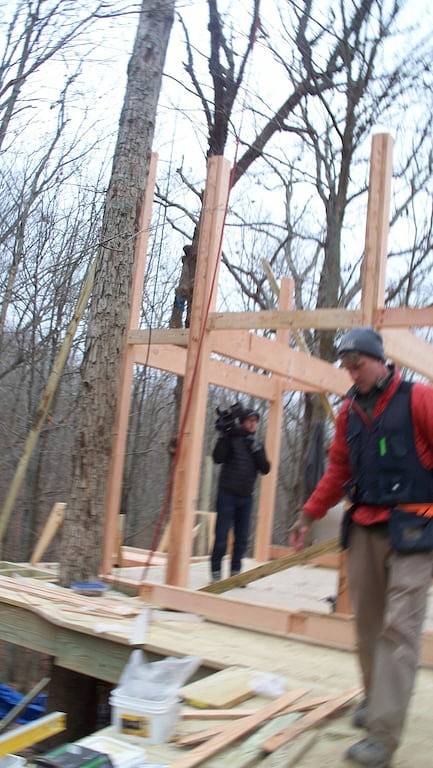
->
xmin=361 ymin=133 xmax=393 ymax=325
xmin=165 ymin=156 xmax=231 ymax=587
xmin=254 ymin=277 xmax=292 ymax=561
xmin=101 ymin=153 xmax=157 ymax=575
xmin=30 ymin=503 xmax=66 ymax=566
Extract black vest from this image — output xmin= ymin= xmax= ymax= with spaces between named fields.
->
xmin=346 ymin=381 xmax=433 ymax=506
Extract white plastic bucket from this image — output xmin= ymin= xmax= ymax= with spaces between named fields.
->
xmin=109 ymin=691 xmax=180 ymax=745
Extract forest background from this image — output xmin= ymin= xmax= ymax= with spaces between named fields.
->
xmin=1 ymin=0 xmax=432 ymax=581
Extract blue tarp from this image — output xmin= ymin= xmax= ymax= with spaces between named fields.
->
xmin=0 ymin=684 xmax=46 ymax=723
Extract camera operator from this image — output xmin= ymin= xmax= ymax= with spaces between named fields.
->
xmin=210 ymin=406 xmax=270 ymax=582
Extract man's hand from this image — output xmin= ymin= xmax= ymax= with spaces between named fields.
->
xmin=290 ymin=512 xmax=314 ymax=552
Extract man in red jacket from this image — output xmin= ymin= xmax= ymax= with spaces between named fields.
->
xmin=291 ymin=327 xmax=433 ymax=768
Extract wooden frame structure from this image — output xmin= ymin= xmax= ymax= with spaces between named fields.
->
xmin=101 ymin=132 xmax=433 ymax=604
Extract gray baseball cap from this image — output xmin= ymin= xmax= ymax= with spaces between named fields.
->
xmin=337 ymin=327 xmax=385 ymax=361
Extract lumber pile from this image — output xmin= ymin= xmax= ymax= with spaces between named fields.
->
xmin=174 ymin=666 xmax=361 ymax=767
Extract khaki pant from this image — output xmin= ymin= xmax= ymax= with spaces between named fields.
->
xmin=347 ymin=524 xmax=433 ymax=754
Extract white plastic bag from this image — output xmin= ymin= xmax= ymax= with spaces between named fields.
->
xmin=250 ymin=672 xmax=287 ymax=698
xmin=116 ymin=650 xmax=201 ymax=701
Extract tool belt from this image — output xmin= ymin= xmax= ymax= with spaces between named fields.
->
xmin=340 ymin=504 xmax=433 ymax=554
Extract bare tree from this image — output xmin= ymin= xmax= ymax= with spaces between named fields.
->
xmin=60 ymin=0 xmax=175 ymax=583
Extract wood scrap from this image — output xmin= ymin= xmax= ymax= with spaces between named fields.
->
xmin=262 ymin=687 xmax=361 ymax=754
xmin=181 ymin=709 xmax=257 ymax=721
xmin=196 ymin=712 xmax=301 ymax=768
xmin=177 ymin=693 xmax=334 ymax=745
xmin=170 ymin=688 xmax=309 ymax=768
xmin=201 ymin=537 xmax=339 ymax=594
xmin=180 ymin=666 xmax=255 ymax=709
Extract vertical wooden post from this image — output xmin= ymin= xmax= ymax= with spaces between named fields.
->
xmin=361 ymin=133 xmax=393 ymax=324
xmin=101 ymin=153 xmax=157 ymax=575
xmin=165 ymin=156 xmax=231 ymax=587
xmin=337 ymin=134 xmax=393 ymax=612
xmin=254 ymin=278 xmax=293 ymax=562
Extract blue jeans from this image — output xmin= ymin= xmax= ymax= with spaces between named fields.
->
xmin=211 ymin=489 xmax=253 ymax=574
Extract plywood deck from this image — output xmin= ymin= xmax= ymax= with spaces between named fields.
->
xmin=0 ymin=574 xmax=433 ymax=765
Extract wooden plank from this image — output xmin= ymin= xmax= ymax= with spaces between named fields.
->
xmin=202 ymin=537 xmax=339 ymax=594
xmin=30 ymin=503 xmax=66 ymax=565
xmin=170 ymin=688 xmax=308 ymax=768
xmin=180 ymin=666 xmax=255 ymax=709
xmin=140 ymin=582 xmax=291 ymax=635
xmin=375 ymin=306 xmax=433 ymax=328
xmin=361 ymin=133 xmax=393 ymax=324
xmin=133 ymin=328 xmax=350 ymax=394
xmin=262 ymin=687 xmax=361 ymax=753
xmin=254 ymin=277 xmax=292 ymax=562
xmin=134 ymin=342 xmax=277 ymax=400
xmin=177 ymin=712 xmax=300 ymax=753
xmin=166 ymin=156 xmax=231 ymax=587
xmin=180 ymin=694 xmax=333 ymax=723
xmin=211 ymin=331 xmax=350 ymax=395
xmin=203 ymin=714 xmax=301 ymax=768
xmin=133 ymin=342 xmax=185 ymax=374
xmin=382 ymin=329 xmax=433 ymax=381
xmin=207 ymin=308 xmax=363 ymax=332
xmin=210 ymin=359 xmax=277 ymax=400
xmin=101 ymin=153 xmax=157 ymax=575
xmin=128 ymin=328 xmax=189 ymax=346
xmin=181 ymin=709 xmax=257 ymax=721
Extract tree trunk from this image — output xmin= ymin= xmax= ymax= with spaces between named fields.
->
xmin=60 ymin=0 xmax=175 ymax=583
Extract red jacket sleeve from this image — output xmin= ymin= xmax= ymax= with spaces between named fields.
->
xmin=411 ymin=382 xmax=433 ymax=468
xmin=303 ymin=404 xmax=352 ymax=520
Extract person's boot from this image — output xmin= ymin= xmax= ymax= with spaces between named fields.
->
xmin=352 ymin=698 xmax=368 ymax=728
xmin=345 ymin=737 xmax=391 ymax=767
xmin=211 ymin=570 xmax=221 ymax=583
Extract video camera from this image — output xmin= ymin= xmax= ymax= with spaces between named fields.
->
xmin=214 ymin=402 xmax=244 ymax=434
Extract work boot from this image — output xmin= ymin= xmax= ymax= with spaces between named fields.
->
xmin=345 ymin=737 xmax=391 ymax=767
xmin=352 ymin=698 xmax=368 ymax=728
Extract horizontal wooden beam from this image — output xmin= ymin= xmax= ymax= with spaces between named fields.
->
xmin=130 ymin=307 xmax=433 ymax=349
xmin=126 ymin=579 xmax=433 ymax=667
xmin=133 ymin=331 xmax=349 ymax=395
xmin=375 ymin=307 xmax=433 ymax=328
xmin=129 ymin=329 xmax=189 ymax=346
xmin=382 ymin=329 xmax=433 ymax=381
xmin=208 ymin=309 xmax=363 ymax=332
xmin=132 ymin=344 xmax=278 ymax=400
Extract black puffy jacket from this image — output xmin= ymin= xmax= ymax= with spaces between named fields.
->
xmin=213 ymin=429 xmax=271 ymax=497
